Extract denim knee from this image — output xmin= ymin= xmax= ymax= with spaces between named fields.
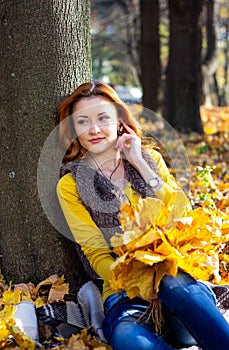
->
xmin=103 ymin=302 xmax=154 ymax=341
xmin=158 ymin=271 xmax=216 ymax=309
xmin=109 ymin=318 xmax=172 ymax=350
xmin=103 ymin=293 xmax=172 ymax=350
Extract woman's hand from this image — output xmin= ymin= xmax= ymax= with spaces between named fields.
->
xmin=116 ymin=122 xmax=162 ymax=186
xmin=116 ymin=122 xmax=144 ymax=166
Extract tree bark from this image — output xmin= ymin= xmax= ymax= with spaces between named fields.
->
xmin=140 ymin=0 xmax=161 ymax=112
xmin=0 ymin=0 xmax=91 ymax=289
xmin=201 ymin=0 xmax=218 ymax=106
xmin=164 ymin=0 xmax=204 ymax=133
xmin=220 ymin=22 xmax=229 ymax=106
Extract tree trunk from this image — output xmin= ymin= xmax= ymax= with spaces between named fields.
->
xmin=201 ymin=0 xmax=218 ymax=106
xmin=220 ymin=22 xmax=229 ymax=106
xmin=164 ymin=0 xmax=204 ymax=133
xmin=0 ymin=0 xmax=91 ymax=289
xmin=140 ymin=0 xmax=161 ymax=112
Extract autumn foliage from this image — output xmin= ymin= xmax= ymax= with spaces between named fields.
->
xmin=110 ymin=198 xmax=228 ymax=300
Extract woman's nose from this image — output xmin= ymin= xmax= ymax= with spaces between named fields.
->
xmin=89 ymin=122 xmax=101 ymax=134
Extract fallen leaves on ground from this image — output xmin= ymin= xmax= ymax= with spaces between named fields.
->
xmin=0 ymin=274 xmax=112 ymax=350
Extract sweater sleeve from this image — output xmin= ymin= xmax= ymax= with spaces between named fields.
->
xmin=56 ymin=173 xmax=115 ymax=297
xmin=150 ymin=149 xmax=192 ymax=227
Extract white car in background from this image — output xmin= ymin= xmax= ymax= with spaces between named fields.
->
xmin=110 ymin=84 xmax=142 ymax=105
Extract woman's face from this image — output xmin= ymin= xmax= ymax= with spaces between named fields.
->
xmin=72 ymin=96 xmax=119 ymax=154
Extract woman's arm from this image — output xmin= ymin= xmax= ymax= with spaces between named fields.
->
xmin=116 ymin=123 xmax=191 ymax=216
xmin=145 ymin=149 xmax=192 ymax=229
xmin=56 ymin=173 xmax=115 ymax=285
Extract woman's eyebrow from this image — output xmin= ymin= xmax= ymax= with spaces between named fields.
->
xmin=75 ymin=111 xmax=107 ymax=119
xmin=75 ymin=114 xmax=89 ymax=119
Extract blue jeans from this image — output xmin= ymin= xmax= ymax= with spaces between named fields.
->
xmin=102 ymin=272 xmax=229 ymax=350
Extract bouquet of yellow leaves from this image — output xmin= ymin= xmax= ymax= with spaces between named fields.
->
xmin=110 ymin=195 xmax=229 ymax=301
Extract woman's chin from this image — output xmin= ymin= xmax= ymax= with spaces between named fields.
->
xmin=87 ymin=141 xmax=116 ymax=155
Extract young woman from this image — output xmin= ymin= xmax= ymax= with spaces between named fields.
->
xmin=56 ymin=82 xmax=229 ymax=350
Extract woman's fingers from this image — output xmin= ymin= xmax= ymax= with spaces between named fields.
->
xmin=116 ymin=133 xmax=143 ymax=168
xmin=116 ymin=133 xmax=135 ymax=150
xmin=116 ymin=122 xmax=141 ymax=157
xmin=122 ymin=122 xmax=136 ymax=135
xmin=116 ymin=122 xmax=137 ymax=150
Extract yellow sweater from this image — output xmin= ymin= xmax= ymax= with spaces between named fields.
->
xmin=56 ymin=150 xmax=191 ymax=301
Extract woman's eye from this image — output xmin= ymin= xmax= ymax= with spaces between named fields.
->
xmin=98 ymin=115 xmax=109 ymax=121
xmin=77 ymin=119 xmax=89 ymax=125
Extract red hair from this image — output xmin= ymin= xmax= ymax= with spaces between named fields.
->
xmin=58 ymin=82 xmax=141 ymax=163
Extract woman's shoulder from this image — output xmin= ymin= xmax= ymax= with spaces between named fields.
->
xmin=146 ymin=148 xmax=162 ymax=161
xmin=57 ymin=173 xmax=76 ymax=194
xmin=142 ymin=147 xmax=163 ymax=164
xmin=58 ymin=172 xmax=75 ymax=185
xmin=60 ymin=160 xmax=79 ymax=178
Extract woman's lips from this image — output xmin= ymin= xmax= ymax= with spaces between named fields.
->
xmin=89 ymin=137 xmax=105 ymax=144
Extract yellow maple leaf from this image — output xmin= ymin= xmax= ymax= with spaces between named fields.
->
xmin=110 ymin=232 xmax=124 ymax=248
xmin=125 ymin=228 xmax=162 ymax=252
xmin=11 ymin=325 xmax=35 ymax=350
xmin=110 ymin=253 xmax=131 ymax=292
xmin=120 ymin=260 xmax=157 ymax=300
xmin=165 ymin=190 xmax=190 ymax=230
xmin=118 ymin=197 xmax=163 ymax=232
xmin=177 ymin=252 xmax=218 ymax=282
xmin=0 ymin=304 xmax=16 ymax=319
xmin=20 ymin=291 xmax=33 ymax=302
xmin=3 ymin=289 xmax=21 ymax=305
xmin=219 ymin=254 xmax=229 ymax=263
xmin=134 ymin=197 xmax=164 ymax=230
xmin=0 ymin=321 xmax=10 ymax=342
xmin=132 ymin=250 xmax=167 ymax=266
xmin=154 ymin=258 xmax=178 ymax=292
xmin=35 ymin=296 xmax=46 ymax=308
xmin=123 ymin=229 xmax=144 ymax=246
xmin=154 ymin=239 xmax=174 ymax=256
xmin=153 ymin=204 xmax=170 ymax=228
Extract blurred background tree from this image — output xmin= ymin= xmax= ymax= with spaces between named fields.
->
xmin=91 ymin=0 xmax=141 ymax=85
xmin=91 ymin=0 xmax=229 ymax=132
xmin=164 ymin=0 xmax=204 ymax=133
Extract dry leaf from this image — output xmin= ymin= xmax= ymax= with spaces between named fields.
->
xmin=48 ymin=283 xmax=69 ymax=303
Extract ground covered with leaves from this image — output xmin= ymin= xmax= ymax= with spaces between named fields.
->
xmin=0 ymin=106 xmax=228 ymax=349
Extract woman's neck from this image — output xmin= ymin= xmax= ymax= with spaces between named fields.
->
xmin=87 ymin=148 xmax=120 ymax=169
xmin=87 ymin=149 xmax=125 ymax=182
